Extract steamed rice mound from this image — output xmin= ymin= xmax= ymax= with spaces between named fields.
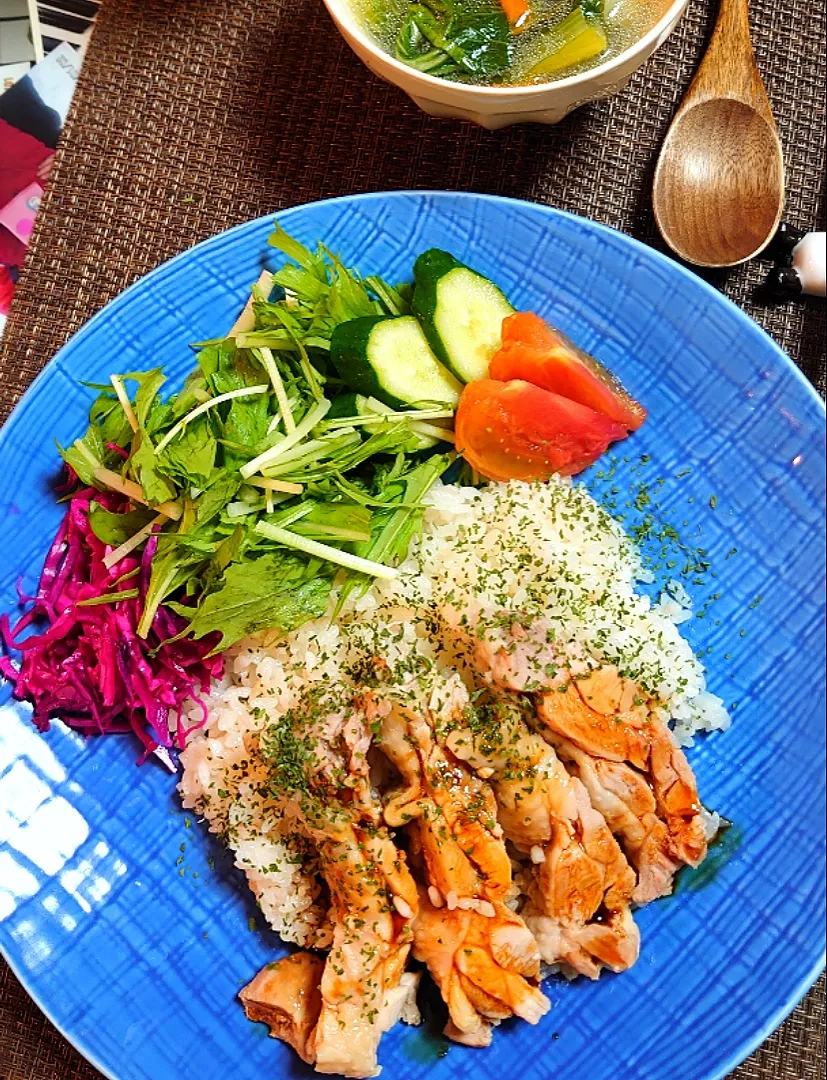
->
xmin=178 ymin=477 xmax=730 ymax=946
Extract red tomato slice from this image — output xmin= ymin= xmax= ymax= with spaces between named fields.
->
xmin=490 ymin=312 xmax=647 ymax=431
xmin=455 ymin=379 xmax=629 ymax=482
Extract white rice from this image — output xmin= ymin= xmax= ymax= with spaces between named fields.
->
xmin=178 ymin=477 xmax=730 ymax=944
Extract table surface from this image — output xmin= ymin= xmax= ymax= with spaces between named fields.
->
xmin=0 ymin=0 xmax=824 ymax=1078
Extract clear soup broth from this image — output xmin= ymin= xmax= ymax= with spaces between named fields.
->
xmin=351 ymin=0 xmax=668 ymax=86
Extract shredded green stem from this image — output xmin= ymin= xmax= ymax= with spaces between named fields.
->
xmin=226 ymin=500 xmax=264 ymax=518
xmin=268 ymin=502 xmax=315 ymax=529
xmin=103 ymin=512 xmax=167 ymax=569
xmin=235 ymin=330 xmax=293 ymax=349
xmin=409 ymin=420 xmax=456 ymax=443
xmin=331 ymin=473 xmax=420 ymax=509
xmin=154 ymin=384 xmax=269 ymax=455
xmin=256 ymin=347 xmax=296 ymax=434
xmin=254 ymin=521 xmax=399 ymax=579
xmin=266 ymin=393 xmax=300 ymax=437
xmin=365 ymin=396 xmax=446 ymax=414
xmin=110 ymin=566 xmax=141 ymax=586
xmin=261 ymin=433 xmax=361 ymax=477
xmin=268 ymin=309 xmax=325 ymax=402
xmin=110 ymin=375 xmax=138 ymax=433
xmin=299 ymin=523 xmax=372 ymax=542
xmin=228 ymin=269 xmax=274 ymax=336
xmin=137 ymin=561 xmax=180 ymax=639
xmin=241 ymin=398 xmax=331 ymax=478
xmin=260 ymin=436 xmax=339 ymax=469
xmin=74 ymin=441 xmax=100 ymax=471
xmin=321 ymin=408 xmax=455 ymax=430
xmin=93 ymin=468 xmax=181 ymax=520
xmin=245 ymin=477 xmax=304 ymax=494
xmin=76 ymin=588 xmax=141 ymax=607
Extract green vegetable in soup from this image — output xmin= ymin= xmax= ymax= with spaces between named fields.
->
xmin=448 ymin=4 xmax=512 ymax=72
xmin=395 ymin=0 xmax=512 ymax=78
xmin=528 ymin=5 xmax=608 ymax=75
xmin=396 ymin=6 xmax=464 ymax=74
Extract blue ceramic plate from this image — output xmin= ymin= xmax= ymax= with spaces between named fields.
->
xmin=0 ymin=193 xmax=824 ymax=1080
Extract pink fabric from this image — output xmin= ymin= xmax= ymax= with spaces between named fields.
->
xmin=0 ymin=118 xmax=51 ymax=268
xmin=0 ymin=265 xmax=14 ymax=315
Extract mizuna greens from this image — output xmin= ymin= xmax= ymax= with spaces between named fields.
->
xmin=59 ymin=225 xmax=456 ymax=648
xmin=2 ymin=224 xmax=457 ymax=755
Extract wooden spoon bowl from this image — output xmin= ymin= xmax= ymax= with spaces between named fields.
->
xmin=653 ymin=0 xmax=784 ymax=268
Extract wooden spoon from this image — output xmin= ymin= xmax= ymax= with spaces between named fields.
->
xmin=652 ymin=0 xmax=784 ymax=268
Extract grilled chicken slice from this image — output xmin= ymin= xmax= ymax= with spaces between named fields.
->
xmin=446 ymin=694 xmax=639 ymax=979
xmin=464 ymin=608 xmax=708 ymax=873
xmin=537 ymin=669 xmax=706 ymax=867
xmin=552 ymin=738 xmax=681 ymax=903
xmin=302 ymin=814 xmax=417 ymax=1077
xmin=523 ymin=780 xmax=640 ymax=978
xmin=242 ymin=822 xmax=418 ymax=1079
xmin=368 ymin=678 xmax=549 ymax=1043
xmin=413 ymin=887 xmax=548 ymax=1044
xmin=469 ymin=629 xmax=707 ymax=871
xmin=240 ymin=952 xmax=324 ymax=1064
xmin=255 ymin=686 xmax=419 ymax=1078
xmin=371 ymin=685 xmax=512 ymax=903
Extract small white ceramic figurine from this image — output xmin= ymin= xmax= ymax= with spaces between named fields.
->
xmin=764 ymin=225 xmax=826 ymax=299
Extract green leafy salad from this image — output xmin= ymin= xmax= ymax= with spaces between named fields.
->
xmin=58 ymin=225 xmax=459 ymax=654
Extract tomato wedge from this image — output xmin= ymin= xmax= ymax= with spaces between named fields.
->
xmin=489 ymin=312 xmax=647 ymax=431
xmin=455 ymin=379 xmax=629 ymax=482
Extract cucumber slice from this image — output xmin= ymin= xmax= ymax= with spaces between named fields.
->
xmin=325 ymin=392 xmax=366 ymax=421
xmin=331 ymin=315 xmax=461 ymax=410
xmin=413 ymin=249 xmax=514 ymax=383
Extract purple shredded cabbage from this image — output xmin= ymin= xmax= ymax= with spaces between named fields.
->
xmin=1 ymin=490 xmax=222 ymax=764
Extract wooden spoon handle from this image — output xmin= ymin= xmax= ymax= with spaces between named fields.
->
xmin=680 ymin=0 xmax=776 ymax=120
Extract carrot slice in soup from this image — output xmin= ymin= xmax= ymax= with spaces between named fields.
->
xmin=500 ymin=0 xmax=531 ymax=26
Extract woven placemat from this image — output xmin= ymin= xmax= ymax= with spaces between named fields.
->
xmin=0 ymin=0 xmax=824 ymax=1078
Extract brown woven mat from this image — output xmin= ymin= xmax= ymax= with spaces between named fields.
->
xmin=0 ymin=0 xmax=824 ymax=1077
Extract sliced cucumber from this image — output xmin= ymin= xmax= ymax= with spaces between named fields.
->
xmin=330 ymin=315 xmax=461 ymax=410
xmin=413 ymin=249 xmax=514 ymax=383
xmin=325 ymin=392 xmax=367 ymax=421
